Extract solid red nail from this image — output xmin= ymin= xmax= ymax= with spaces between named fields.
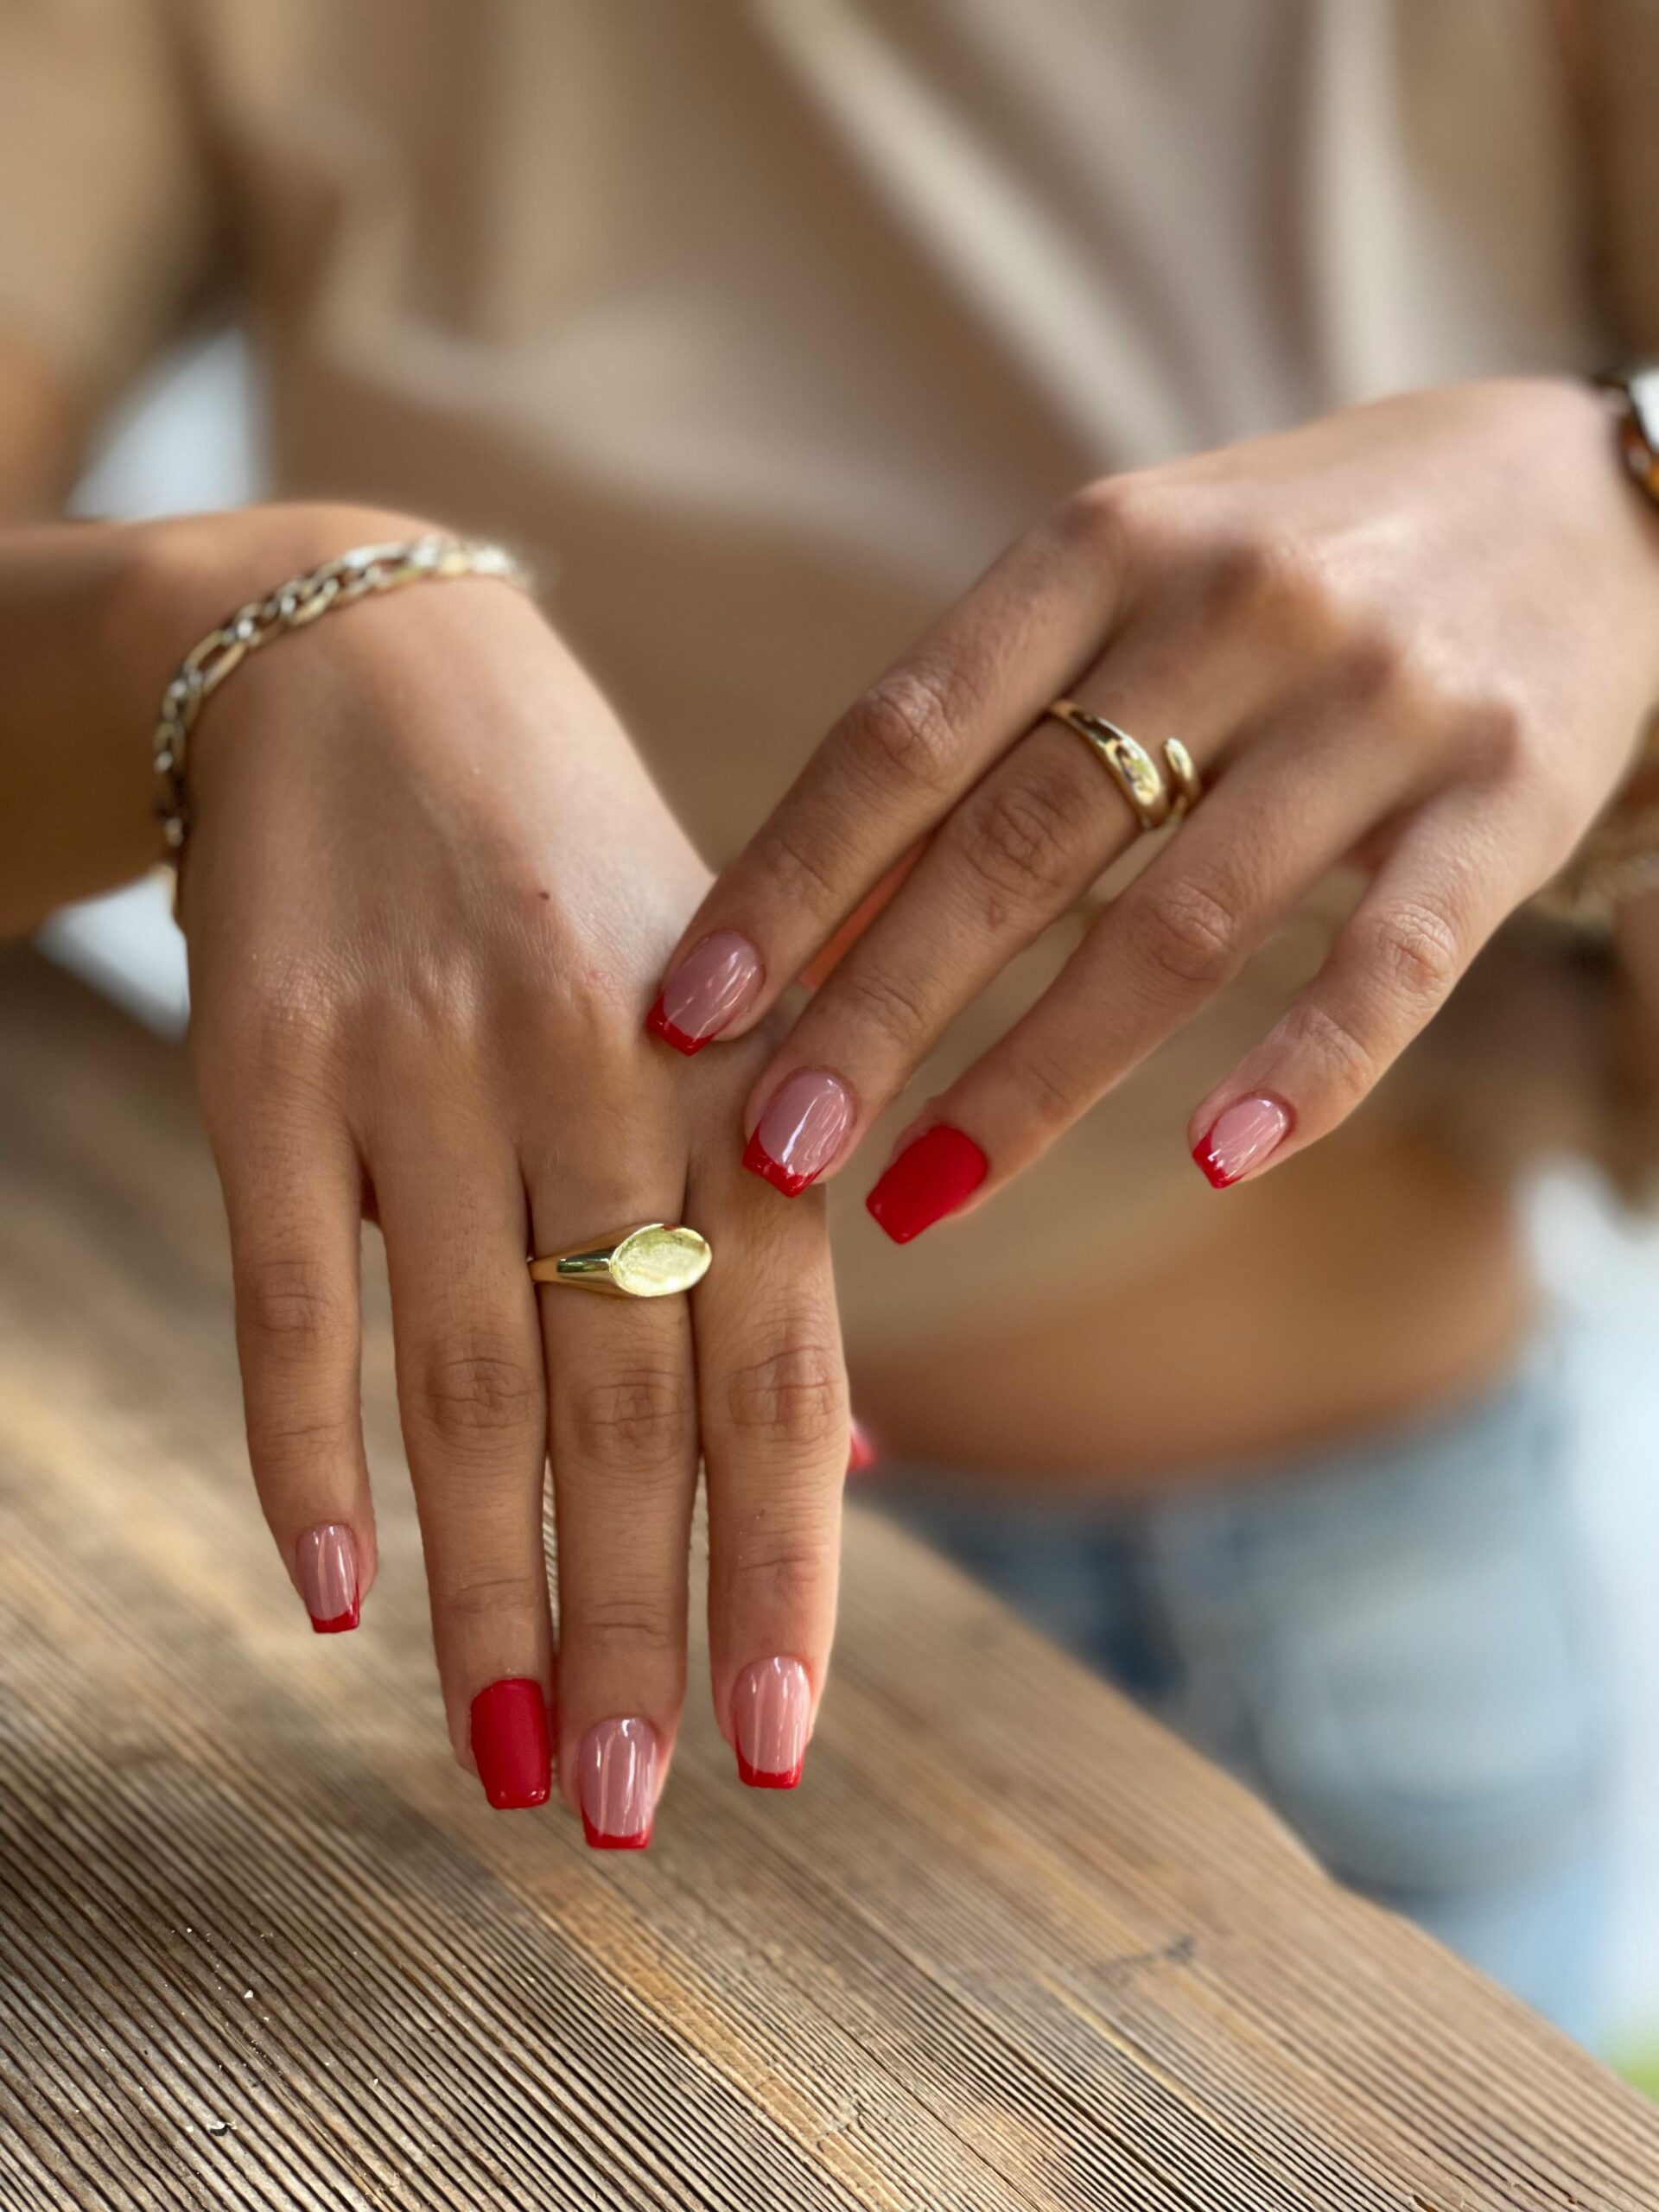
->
xmin=866 ymin=1125 xmax=988 ymax=1243
xmin=470 ymin=1679 xmax=552 ymax=1809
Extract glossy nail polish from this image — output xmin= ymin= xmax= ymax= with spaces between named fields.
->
xmin=742 ymin=1069 xmax=855 ymax=1196
xmin=647 ymin=931 xmax=764 ymax=1054
xmin=296 ymin=1522 xmax=359 ymax=1633
xmin=847 ymin=1417 xmax=877 ymax=1478
xmin=865 ymin=1124 xmax=988 ymax=1243
xmin=732 ymin=1656 xmax=811 ymax=1789
xmin=578 ymin=1718 xmax=658 ymax=1847
xmin=1192 ymin=1095 xmax=1291 ymax=1187
xmin=470 ymin=1679 xmax=552 ymax=1809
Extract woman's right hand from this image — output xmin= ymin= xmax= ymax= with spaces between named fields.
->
xmin=122 ymin=504 xmax=849 ymax=1840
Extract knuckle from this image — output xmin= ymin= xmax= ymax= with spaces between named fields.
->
xmin=568 ymin=1366 xmax=696 ymax=1476
xmin=238 ymin=1255 xmax=352 ymax=1365
xmin=1361 ymin=898 xmax=1463 ymax=1007
xmin=1458 ymin=691 xmax=1530 ymax=779
xmin=1332 ymin=622 xmax=1412 ymax=710
xmin=724 ymin=1332 xmax=847 ymax=1454
xmin=1127 ymin=875 xmax=1242 ymax=994
xmin=1289 ymin=997 xmax=1380 ymax=1106
xmin=951 ymin=764 xmax=1090 ymax=916
xmin=841 ymin=663 xmax=963 ymax=798
xmin=1013 ymin=1033 xmax=1083 ymax=1134
xmin=1051 ymin=475 xmax=1146 ymax=569
xmin=441 ymin=1567 xmax=548 ymax=1629
xmin=565 ymin=1592 xmax=681 ymax=1662
xmin=410 ymin=1336 xmax=543 ymax=1451
xmin=1207 ymin=529 xmax=1335 ymax=642
xmin=247 ymin=1405 xmax=359 ymax=1484
xmin=821 ymin=957 xmax=931 ymax=1055
xmin=723 ymin=1522 xmax=832 ymax=1621
xmin=750 ymin=817 xmax=847 ymax=918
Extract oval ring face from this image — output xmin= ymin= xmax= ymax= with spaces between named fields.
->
xmin=608 ymin=1224 xmax=712 ymax=1297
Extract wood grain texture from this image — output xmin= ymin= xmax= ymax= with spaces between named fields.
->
xmin=0 ymin=939 xmax=1654 ymax=2211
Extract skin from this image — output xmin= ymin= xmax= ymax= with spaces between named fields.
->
xmin=1 ymin=493 xmax=849 ymax=1827
xmin=661 ymin=378 xmax=1659 ymax=1230
xmin=7 ymin=348 xmax=1659 ymax=1795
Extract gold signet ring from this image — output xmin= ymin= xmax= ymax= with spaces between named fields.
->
xmin=528 ymin=1223 xmax=712 ymax=1298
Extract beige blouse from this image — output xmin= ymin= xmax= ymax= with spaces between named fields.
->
xmin=2 ymin=0 xmax=1654 ymax=1360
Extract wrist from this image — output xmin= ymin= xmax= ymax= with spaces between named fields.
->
xmin=99 ymin=500 xmax=441 ymax=724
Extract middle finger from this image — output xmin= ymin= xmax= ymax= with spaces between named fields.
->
xmin=737 ymin=648 xmax=1241 ymax=1195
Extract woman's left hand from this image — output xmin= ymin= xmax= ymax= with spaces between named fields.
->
xmin=647 ymin=378 xmax=1659 ymax=1233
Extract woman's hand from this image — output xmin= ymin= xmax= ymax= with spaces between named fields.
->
xmin=128 ymin=505 xmax=848 ymax=1837
xmin=647 ymin=379 xmax=1659 ymax=1233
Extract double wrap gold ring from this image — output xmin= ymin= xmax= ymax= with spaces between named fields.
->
xmin=1045 ymin=698 xmax=1203 ymax=834
xmin=528 ymin=1223 xmax=712 ymax=1299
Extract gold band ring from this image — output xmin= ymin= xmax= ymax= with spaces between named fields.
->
xmin=1163 ymin=736 xmax=1203 ymax=821
xmin=528 ymin=1223 xmax=712 ymax=1298
xmin=1045 ymin=700 xmax=1203 ymax=833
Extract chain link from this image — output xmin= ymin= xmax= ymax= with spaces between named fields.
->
xmin=152 ymin=535 xmax=533 ymax=853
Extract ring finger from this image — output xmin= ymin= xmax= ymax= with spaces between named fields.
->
xmin=866 ymin=693 xmax=1440 ymax=1233
xmin=535 ymin=1175 xmax=699 ymax=1851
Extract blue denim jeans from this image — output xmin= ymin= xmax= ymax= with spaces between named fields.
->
xmin=874 ymin=1336 xmax=1617 ymax=2047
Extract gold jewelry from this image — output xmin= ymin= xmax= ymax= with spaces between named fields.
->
xmin=1598 ymin=366 xmax=1659 ymax=512
xmin=1535 ymin=711 xmax=1659 ymax=929
xmin=1162 ymin=736 xmax=1204 ymax=820
xmin=152 ymin=534 xmax=534 ymax=855
xmin=1045 ymin=699 xmax=1173 ymax=833
xmin=528 ymin=1223 xmax=711 ymax=1299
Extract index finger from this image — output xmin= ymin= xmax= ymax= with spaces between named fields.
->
xmin=645 ymin=495 xmax=1132 ymax=1053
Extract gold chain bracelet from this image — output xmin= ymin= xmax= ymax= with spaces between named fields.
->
xmin=152 ymin=533 xmax=533 ymax=855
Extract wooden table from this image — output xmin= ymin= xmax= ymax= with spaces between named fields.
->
xmin=0 ymin=941 xmax=1656 ymax=2212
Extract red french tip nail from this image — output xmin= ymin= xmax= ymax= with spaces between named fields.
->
xmin=1192 ymin=1138 xmax=1234 ymax=1189
xmin=645 ymin=996 xmax=709 ymax=1056
xmin=470 ymin=1679 xmax=552 ymax=1810
xmin=1191 ymin=1095 xmax=1291 ymax=1189
xmin=866 ymin=1124 xmax=988 ymax=1243
xmin=581 ymin=1814 xmax=653 ymax=1850
xmin=309 ymin=1596 xmax=360 ymax=1634
xmin=736 ymin=1751 xmax=804 ymax=1789
xmin=741 ymin=1127 xmax=817 ymax=1197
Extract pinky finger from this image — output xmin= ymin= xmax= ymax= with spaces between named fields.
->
xmin=1185 ymin=791 xmax=1532 ymax=1188
xmin=219 ymin=1116 xmax=375 ymax=1632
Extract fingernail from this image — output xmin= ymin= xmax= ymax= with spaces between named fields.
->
xmin=865 ymin=1124 xmax=988 ymax=1243
xmin=296 ymin=1522 xmax=359 ymax=1633
xmin=1192 ymin=1094 xmax=1291 ymax=1187
xmin=848 ymin=1417 xmax=877 ymax=1478
xmin=578 ymin=1717 xmax=658 ymax=1847
xmin=742 ymin=1068 xmax=855 ymax=1196
xmin=647 ymin=931 xmax=764 ymax=1054
xmin=470 ymin=1679 xmax=552 ymax=1809
xmin=732 ymin=1656 xmax=811 ymax=1789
